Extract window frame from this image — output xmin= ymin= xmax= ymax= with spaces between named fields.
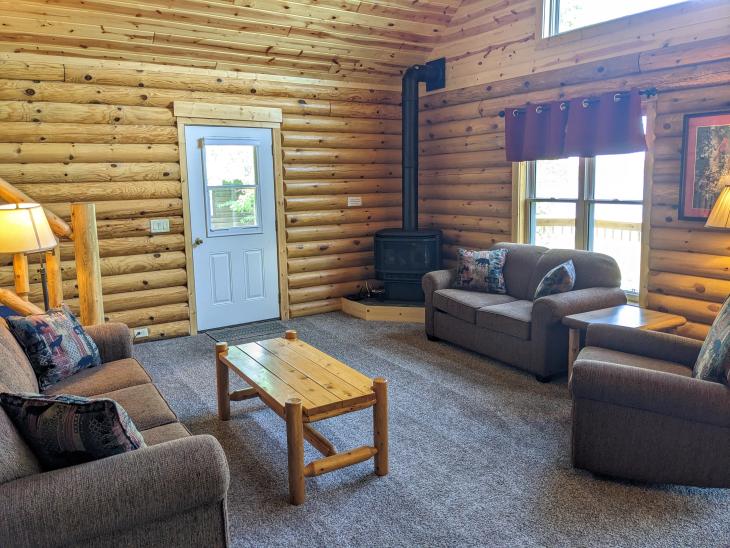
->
xmin=539 ymin=0 xmax=695 ymax=39
xmin=200 ymin=137 xmax=264 ymax=238
xmin=524 ymin=157 xmax=645 ymax=299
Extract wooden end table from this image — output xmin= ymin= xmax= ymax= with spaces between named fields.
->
xmin=215 ymin=329 xmax=388 ymax=505
xmin=562 ymin=305 xmax=687 ymax=378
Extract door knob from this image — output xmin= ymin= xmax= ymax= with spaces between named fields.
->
xmin=193 ymin=237 xmax=203 ymax=248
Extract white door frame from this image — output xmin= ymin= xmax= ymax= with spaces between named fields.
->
xmin=175 ymin=103 xmax=289 ymax=334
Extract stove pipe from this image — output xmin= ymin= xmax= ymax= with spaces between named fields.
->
xmin=401 ymin=59 xmax=445 ymax=231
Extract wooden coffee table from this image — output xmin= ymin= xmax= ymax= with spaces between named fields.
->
xmin=214 ymin=330 xmax=388 ymax=505
xmin=563 ymin=305 xmax=687 ymax=377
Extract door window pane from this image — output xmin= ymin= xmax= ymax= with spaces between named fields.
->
xmin=592 ymin=204 xmax=643 ymax=293
xmin=534 ymin=202 xmax=576 ymax=249
xmin=209 ymin=188 xmax=258 ymax=230
xmin=534 ymin=157 xmax=580 ymax=199
xmin=204 ymin=144 xmax=256 ymax=186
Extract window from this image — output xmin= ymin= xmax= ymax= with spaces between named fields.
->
xmin=543 ymin=0 xmax=688 ymax=37
xmin=525 ymin=150 xmax=646 ymax=295
xmin=202 ymin=140 xmax=262 ymax=235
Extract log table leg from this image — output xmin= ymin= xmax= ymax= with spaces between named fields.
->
xmin=215 ymin=342 xmax=231 ymax=421
xmin=285 ymin=398 xmax=306 ymax=505
xmin=373 ymin=377 xmax=389 ymax=476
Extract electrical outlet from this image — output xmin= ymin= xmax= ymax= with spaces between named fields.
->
xmin=150 ymin=218 xmax=170 ymax=233
xmin=133 ymin=327 xmax=150 ymax=339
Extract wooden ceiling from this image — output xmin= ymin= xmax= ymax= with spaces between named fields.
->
xmin=0 ymin=0 xmax=466 ymax=84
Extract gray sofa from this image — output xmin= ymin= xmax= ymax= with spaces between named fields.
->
xmin=0 ymin=321 xmax=230 ymax=547
xmin=423 ymin=243 xmax=627 ymax=381
xmin=571 ymin=324 xmax=730 ymax=487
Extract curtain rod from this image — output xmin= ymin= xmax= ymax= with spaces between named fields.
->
xmin=498 ymin=87 xmax=658 ymax=118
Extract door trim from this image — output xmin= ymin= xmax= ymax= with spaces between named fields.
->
xmin=176 ymin=106 xmax=289 ymax=335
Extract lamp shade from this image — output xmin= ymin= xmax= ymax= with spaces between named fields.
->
xmin=706 ymin=177 xmax=730 ymax=229
xmin=0 ymin=203 xmax=58 ymax=254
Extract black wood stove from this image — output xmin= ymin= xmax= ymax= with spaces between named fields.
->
xmin=374 ymin=59 xmax=446 ymax=301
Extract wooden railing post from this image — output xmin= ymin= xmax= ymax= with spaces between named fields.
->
xmin=12 ymin=253 xmax=30 ymax=302
xmin=45 ymin=246 xmax=63 ymax=308
xmin=71 ymin=203 xmax=104 ymax=326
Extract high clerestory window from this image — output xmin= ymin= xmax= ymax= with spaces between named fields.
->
xmin=542 ymin=0 xmax=689 ymax=37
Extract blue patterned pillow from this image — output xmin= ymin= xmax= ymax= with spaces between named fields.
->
xmin=0 ymin=392 xmax=145 ymax=470
xmin=6 ymin=305 xmax=101 ymax=391
xmin=693 ymin=297 xmax=730 ymax=385
xmin=534 ymin=260 xmax=576 ymax=300
xmin=454 ymin=248 xmax=508 ymax=294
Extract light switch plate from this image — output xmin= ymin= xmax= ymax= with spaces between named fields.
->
xmin=347 ymin=196 xmax=362 ymax=207
xmin=133 ymin=327 xmax=150 ymax=339
xmin=150 ymin=218 xmax=171 ymax=233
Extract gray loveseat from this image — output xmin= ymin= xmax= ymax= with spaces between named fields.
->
xmin=423 ymin=243 xmax=627 ymax=381
xmin=0 ymin=321 xmax=230 ymax=547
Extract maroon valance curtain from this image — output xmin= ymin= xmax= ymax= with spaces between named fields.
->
xmin=505 ymin=88 xmax=647 ymax=162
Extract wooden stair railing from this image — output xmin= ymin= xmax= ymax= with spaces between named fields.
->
xmin=0 ymin=177 xmax=104 ymax=325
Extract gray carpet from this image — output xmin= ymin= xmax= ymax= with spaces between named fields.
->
xmin=134 ymin=312 xmax=730 ymax=547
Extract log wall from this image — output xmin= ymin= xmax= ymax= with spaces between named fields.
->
xmin=420 ymin=1 xmax=730 ymax=339
xmin=0 ymin=56 xmax=402 ymax=339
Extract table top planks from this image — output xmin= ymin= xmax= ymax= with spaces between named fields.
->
xmin=222 ymin=336 xmax=375 ymax=418
xmin=562 ymin=304 xmax=687 ymax=331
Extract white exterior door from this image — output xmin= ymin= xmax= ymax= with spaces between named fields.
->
xmin=185 ymin=125 xmax=280 ymax=331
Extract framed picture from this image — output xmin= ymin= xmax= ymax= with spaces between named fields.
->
xmin=679 ymin=110 xmax=730 ymax=221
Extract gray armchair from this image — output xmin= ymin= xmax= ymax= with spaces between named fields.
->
xmin=570 ymin=324 xmax=730 ymax=487
xmin=423 ymin=243 xmax=627 ymax=380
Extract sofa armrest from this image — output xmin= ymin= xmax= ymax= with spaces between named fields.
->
xmin=0 ymin=434 xmax=229 ymax=547
xmin=533 ymin=287 xmax=627 ymax=326
xmin=570 ymin=360 xmax=730 ymax=428
xmin=422 ymin=269 xmax=455 ymax=296
xmin=585 ymin=324 xmax=702 ymax=367
xmin=85 ymin=322 xmax=133 ymax=363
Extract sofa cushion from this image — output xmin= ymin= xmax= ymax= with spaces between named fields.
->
xmin=433 ymin=289 xmax=516 ymax=324
xmin=0 ymin=408 xmax=41 ymax=483
xmin=44 ymin=358 xmax=152 ymax=397
xmin=577 ymin=346 xmax=692 ymax=378
xmin=527 ymin=248 xmax=621 ymax=297
xmin=0 ymin=325 xmax=39 ymax=393
xmin=693 ymin=296 xmax=730 ymax=385
xmin=5 ymin=306 xmax=101 ymax=391
xmin=491 ymin=243 xmax=547 ymax=300
xmin=95 ymin=383 xmax=177 ymax=431
xmin=454 ymin=248 xmax=508 ymax=293
xmin=534 ymin=260 xmax=576 ymax=299
xmin=141 ymin=422 xmax=191 ymax=446
xmin=0 ymin=392 xmax=145 ymax=471
xmin=476 ymin=300 xmax=533 ymax=340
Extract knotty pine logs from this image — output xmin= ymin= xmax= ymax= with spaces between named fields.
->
xmin=641 ymin=85 xmax=730 ymax=337
xmin=418 ymin=50 xmax=730 ymax=339
xmin=0 ymin=57 xmax=404 ymax=334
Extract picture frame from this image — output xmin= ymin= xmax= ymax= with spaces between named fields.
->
xmin=679 ymin=110 xmax=730 ymax=221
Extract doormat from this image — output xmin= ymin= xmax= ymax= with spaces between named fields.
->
xmin=205 ymin=319 xmax=288 ymax=344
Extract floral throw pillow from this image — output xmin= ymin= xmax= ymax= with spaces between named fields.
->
xmin=6 ymin=305 xmax=101 ymax=391
xmin=693 ymin=297 xmax=730 ymax=385
xmin=0 ymin=392 xmax=145 ymax=470
xmin=534 ymin=260 xmax=576 ymax=300
xmin=454 ymin=248 xmax=509 ymax=294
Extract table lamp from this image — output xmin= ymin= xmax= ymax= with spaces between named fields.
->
xmin=706 ymin=175 xmax=730 ymax=229
xmin=0 ymin=203 xmax=58 ymax=310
